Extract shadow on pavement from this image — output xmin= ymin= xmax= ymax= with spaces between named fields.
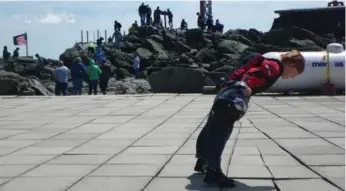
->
xmin=185 ymin=173 xmax=276 ymax=191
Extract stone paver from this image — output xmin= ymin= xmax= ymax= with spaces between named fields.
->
xmin=0 ymin=95 xmax=344 ymax=191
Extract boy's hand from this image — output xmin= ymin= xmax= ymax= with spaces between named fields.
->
xmin=243 ymin=87 xmax=252 ymax=96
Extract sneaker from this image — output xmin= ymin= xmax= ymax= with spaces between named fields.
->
xmin=203 ymin=168 xmax=235 ymax=188
xmin=194 ymin=158 xmax=206 ymax=173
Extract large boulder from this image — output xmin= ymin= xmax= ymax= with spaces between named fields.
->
xmin=0 ymin=71 xmax=53 ymax=96
xmin=107 ymin=77 xmax=151 ymax=94
xmin=144 ymin=39 xmax=169 ymax=60
xmin=148 ymin=67 xmax=206 ymax=93
xmin=217 ymin=40 xmax=249 ymax=54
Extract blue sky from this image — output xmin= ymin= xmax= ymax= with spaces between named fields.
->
xmin=0 ymin=0 xmax=328 ymax=59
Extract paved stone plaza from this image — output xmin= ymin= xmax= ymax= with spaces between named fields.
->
xmin=0 ymin=94 xmax=344 ymax=191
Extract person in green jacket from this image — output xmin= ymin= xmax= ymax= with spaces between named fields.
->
xmin=87 ymin=59 xmax=102 ymax=95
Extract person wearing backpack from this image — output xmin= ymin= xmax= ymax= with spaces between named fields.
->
xmin=71 ymin=57 xmax=86 ymax=95
xmin=194 ymin=50 xmax=305 ymax=188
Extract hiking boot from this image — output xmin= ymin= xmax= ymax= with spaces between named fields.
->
xmin=203 ymin=168 xmax=235 ymax=188
xmin=194 ymin=158 xmax=206 ymax=173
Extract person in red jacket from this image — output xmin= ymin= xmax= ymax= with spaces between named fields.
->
xmin=194 ymin=50 xmax=305 ymax=188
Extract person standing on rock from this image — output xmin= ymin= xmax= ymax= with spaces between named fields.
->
xmin=71 ymin=57 xmax=86 ymax=95
xmin=2 ymin=46 xmax=11 ymax=63
xmin=166 ymin=9 xmax=173 ymax=29
xmin=194 ymin=50 xmax=306 ymax=188
xmin=53 ymin=61 xmax=70 ymax=96
xmin=153 ymin=6 xmax=161 ymax=27
xmin=138 ymin=2 xmax=146 ymax=26
xmin=35 ymin=54 xmax=46 ymax=78
xmin=99 ymin=58 xmax=112 ymax=95
xmin=145 ymin=4 xmax=152 ymax=26
xmin=196 ymin=12 xmax=205 ymax=31
xmin=133 ymin=54 xmax=140 ymax=79
xmin=87 ymin=59 xmax=102 ymax=95
xmin=206 ymin=15 xmax=213 ymax=32
xmin=13 ymin=47 xmax=19 ymax=59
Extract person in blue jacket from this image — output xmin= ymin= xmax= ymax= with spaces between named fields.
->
xmin=71 ymin=57 xmax=86 ymax=95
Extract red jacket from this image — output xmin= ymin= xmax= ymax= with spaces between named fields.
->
xmin=227 ymin=54 xmax=283 ymax=95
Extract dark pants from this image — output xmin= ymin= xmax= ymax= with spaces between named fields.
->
xmin=134 ymin=68 xmax=140 ymax=79
xmin=169 ymin=19 xmax=173 ymax=28
xmin=72 ymin=78 xmax=84 ymax=95
xmin=99 ymin=78 xmax=109 ymax=93
xmin=88 ymin=80 xmax=98 ymax=95
xmin=146 ymin=16 xmax=151 ymax=25
xmin=55 ymin=82 xmax=68 ymax=96
xmin=140 ymin=13 xmax=145 ymax=26
xmin=196 ymin=87 xmax=247 ymax=170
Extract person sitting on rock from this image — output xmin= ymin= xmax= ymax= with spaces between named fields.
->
xmin=133 ymin=54 xmax=140 ymax=79
xmin=13 ymin=47 xmax=19 ymax=59
xmin=213 ymin=19 xmax=224 ymax=33
xmin=206 ymin=15 xmax=213 ymax=32
xmin=153 ymin=6 xmax=162 ymax=27
xmin=328 ymin=0 xmax=344 ymax=6
xmin=138 ymin=2 xmax=146 ymax=26
xmin=99 ymin=58 xmax=112 ymax=95
xmin=145 ymin=4 xmax=152 ymax=26
xmin=53 ymin=61 xmax=70 ymax=96
xmin=96 ymin=37 xmax=104 ymax=48
xmin=88 ymin=42 xmax=96 ymax=54
xmin=71 ymin=57 xmax=86 ymax=95
xmin=194 ymin=50 xmax=306 ymax=188
xmin=133 ymin=20 xmax=139 ymax=29
xmin=180 ymin=19 xmax=188 ymax=30
xmin=108 ymin=36 xmax=113 ymax=43
xmin=87 ymin=58 xmax=102 ymax=95
xmin=166 ymin=9 xmax=173 ymax=29
xmin=2 ymin=46 xmax=11 ymax=63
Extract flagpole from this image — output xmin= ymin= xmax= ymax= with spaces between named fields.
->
xmin=25 ymin=32 xmax=28 ymax=57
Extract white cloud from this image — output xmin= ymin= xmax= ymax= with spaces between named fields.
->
xmin=37 ymin=13 xmax=76 ymax=24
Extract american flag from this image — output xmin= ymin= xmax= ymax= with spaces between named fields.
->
xmin=13 ymin=33 xmax=27 ymax=46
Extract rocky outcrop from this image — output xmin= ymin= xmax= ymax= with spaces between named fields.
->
xmin=0 ymin=70 xmax=53 ymax=96
xmin=272 ymin=6 xmax=345 ymax=37
xmin=1 ymin=16 xmax=344 ymax=95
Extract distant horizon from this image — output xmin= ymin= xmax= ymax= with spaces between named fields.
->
xmin=0 ymin=1 xmax=329 ymax=59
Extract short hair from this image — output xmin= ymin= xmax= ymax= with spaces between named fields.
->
xmin=74 ymin=57 xmax=81 ymax=63
xmin=280 ymin=49 xmax=305 ymax=74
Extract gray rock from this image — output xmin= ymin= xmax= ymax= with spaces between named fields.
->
xmin=217 ymin=40 xmax=249 ymax=54
xmin=148 ymin=67 xmax=205 ymax=93
xmin=136 ymin=48 xmax=153 ymax=60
